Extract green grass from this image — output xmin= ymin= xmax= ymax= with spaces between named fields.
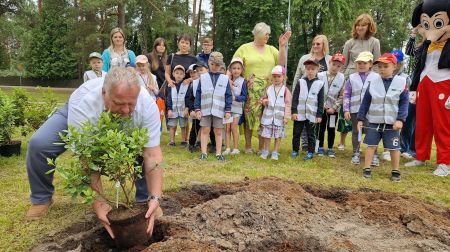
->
xmin=0 ymin=86 xmax=72 ymax=104
xmin=0 ymin=94 xmax=449 ymax=251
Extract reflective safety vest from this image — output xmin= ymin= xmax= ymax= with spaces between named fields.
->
xmin=84 ymin=70 xmax=106 ymax=81
xmin=231 ymin=77 xmax=245 ymax=114
xmin=318 ymin=71 xmax=345 ymax=109
xmin=200 ymin=73 xmax=229 ymax=118
xmin=296 ymin=79 xmax=324 ymax=122
xmin=349 ymin=72 xmax=379 ymax=113
xmin=192 ymin=79 xmax=199 ymax=98
xmin=261 ymin=84 xmax=286 ymax=126
xmin=169 ymin=84 xmax=189 ymax=118
xmin=367 ymin=75 xmax=406 ymax=124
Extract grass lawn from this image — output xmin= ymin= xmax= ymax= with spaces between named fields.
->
xmin=0 ymin=88 xmax=449 ymax=251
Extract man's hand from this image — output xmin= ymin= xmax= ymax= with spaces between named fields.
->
xmin=196 ymin=110 xmax=202 ymax=120
xmin=93 ymin=200 xmax=114 ymax=239
xmin=357 ymin=121 xmax=363 ymax=132
xmin=145 ymin=200 xmax=160 ymax=236
xmin=224 ymin=112 xmax=231 ymax=119
xmin=190 ymin=111 xmax=196 ymax=119
xmin=167 ymin=80 xmax=175 ymax=88
xmin=316 ymin=117 xmax=322 ymax=123
xmin=393 ymin=120 xmax=403 ymax=130
xmin=167 ymin=110 xmax=173 ymax=118
xmin=326 ymin=108 xmax=336 ymax=114
xmin=183 ymin=108 xmax=189 ymax=118
xmin=292 ymin=114 xmax=298 ymax=121
xmin=344 ymin=112 xmax=351 ymax=121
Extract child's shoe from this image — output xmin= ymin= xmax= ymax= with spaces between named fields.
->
xmin=327 ymin=149 xmax=336 ymax=158
xmin=231 ymin=149 xmax=240 ymax=155
xmin=351 ymin=153 xmax=360 ymax=165
xmin=222 ymin=148 xmax=231 ymax=155
xmin=199 ymin=153 xmax=207 ymax=161
xmin=401 ymin=152 xmax=414 ymax=159
xmin=216 ymin=154 xmax=225 ymax=162
xmin=271 ymin=152 xmax=280 ymax=160
xmin=168 ymin=142 xmax=176 ymax=147
xmin=404 ymin=159 xmax=425 ymax=167
xmin=317 ymin=147 xmax=324 ymax=156
xmin=338 ymin=144 xmax=345 ymax=151
xmin=371 ymin=154 xmax=380 ymax=167
xmin=303 ymin=152 xmax=314 ymax=161
xmin=363 ymin=167 xmax=372 ymax=179
xmin=382 ymin=151 xmax=391 ymax=161
xmin=180 ymin=141 xmax=188 ymax=147
xmin=390 ymin=170 xmax=401 ymax=182
xmin=291 ymin=151 xmax=299 ymax=159
xmin=260 ymin=150 xmax=269 ymax=159
xmin=244 ymin=148 xmax=253 ymax=154
xmin=433 ymin=164 xmax=450 ymax=177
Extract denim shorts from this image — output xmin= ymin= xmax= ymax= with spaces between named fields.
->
xmin=363 ymin=123 xmax=401 ymax=150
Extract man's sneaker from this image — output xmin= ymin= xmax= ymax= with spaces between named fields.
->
xmin=26 ymin=200 xmax=53 ymax=220
xmin=167 ymin=142 xmax=176 ymax=147
xmin=401 ymin=152 xmax=414 ymax=159
xmin=260 ymin=150 xmax=269 ymax=159
xmin=230 ymin=149 xmax=240 ymax=155
xmin=327 ymin=149 xmax=336 ymax=158
xmin=303 ymin=152 xmax=314 ymax=161
xmin=199 ymin=153 xmax=207 ymax=161
xmin=271 ymin=152 xmax=280 ymax=160
xmin=222 ymin=148 xmax=231 ymax=155
xmin=338 ymin=144 xmax=345 ymax=151
xmin=405 ymin=159 xmax=425 ymax=167
xmin=216 ymin=154 xmax=225 ymax=162
xmin=382 ymin=151 xmax=391 ymax=162
xmin=391 ymin=170 xmax=401 ymax=182
xmin=371 ymin=154 xmax=380 ymax=167
xmin=180 ymin=141 xmax=188 ymax=147
xmin=351 ymin=153 xmax=360 ymax=165
xmin=363 ymin=168 xmax=372 ymax=179
xmin=317 ymin=147 xmax=324 ymax=156
xmin=433 ymin=164 xmax=450 ymax=177
xmin=291 ymin=151 xmax=299 ymax=159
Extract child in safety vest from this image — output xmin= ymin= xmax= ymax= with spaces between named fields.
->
xmin=357 ymin=53 xmax=409 ymax=182
xmin=166 ymin=65 xmax=189 ymax=146
xmin=291 ymin=59 xmax=324 ymax=161
xmin=259 ymin=65 xmax=291 ymax=160
xmin=194 ymin=52 xmax=233 ymax=162
xmin=83 ymin=52 xmax=106 ymax=82
xmin=223 ymin=57 xmax=247 ymax=156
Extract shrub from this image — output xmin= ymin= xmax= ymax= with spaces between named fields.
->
xmin=10 ymin=88 xmax=30 ymax=127
xmin=49 ymin=112 xmax=148 ymax=208
xmin=0 ymin=91 xmax=18 ymax=144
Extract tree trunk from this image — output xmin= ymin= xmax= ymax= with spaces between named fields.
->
xmin=118 ymin=3 xmax=125 ymax=29
xmin=38 ymin=0 xmax=42 ymax=15
xmin=194 ymin=0 xmax=202 ymax=55
xmin=192 ymin=0 xmax=197 ymax=28
xmin=211 ymin=0 xmax=215 ymax=43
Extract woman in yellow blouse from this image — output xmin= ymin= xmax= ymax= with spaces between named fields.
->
xmin=233 ymin=22 xmax=291 ymax=154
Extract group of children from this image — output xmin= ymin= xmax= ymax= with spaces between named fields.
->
xmin=83 ymin=47 xmax=410 ymax=182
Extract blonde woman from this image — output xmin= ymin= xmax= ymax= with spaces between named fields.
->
xmin=101 ymin=27 xmax=137 ymax=72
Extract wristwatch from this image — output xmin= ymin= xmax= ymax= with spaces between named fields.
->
xmin=147 ymin=195 xmax=161 ymax=204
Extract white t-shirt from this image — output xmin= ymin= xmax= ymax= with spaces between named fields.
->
xmin=68 ymin=78 xmax=161 ymax=148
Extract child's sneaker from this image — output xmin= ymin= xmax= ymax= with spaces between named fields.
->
xmin=338 ymin=144 xmax=345 ymax=151
xmin=382 ymin=151 xmax=391 ymax=161
xmin=404 ymin=159 xmax=425 ymax=167
xmin=230 ymin=149 xmax=240 ymax=155
xmin=222 ymin=148 xmax=231 ymax=155
xmin=271 ymin=152 xmax=280 ymax=160
xmin=327 ymin=149 xmax=336 ymax=158
xmin=401 ymin=152 xmax=414 ymax=159
xmin=363 ymin=167 xmax=372 ymax=179
xmin=260 ymin=150 xmax=269 ymax=159
xmin=351 ymin=153 xmax=360 ymax=165
xmin=433 ymin=164 xmax=450 ymax=177
xmin=244 ymin=148 xmax=253 ymax=154
xmin=317 ymin=147 xmax=324 ymax=156
xmin=216 ymin=154 xmax=225 ymax=162
xmin=371 ymin=154 xmax=380 ymax=167
xmin=390 ymin=170 xmax=401 ymax=182
xmin=303 ymin=152 xmax=314 ymax=161
xmin=291 ymin=151 xmax=299 ymax=159
xmin=168 ymin=142 xmax=176 ymax=147
xmin=199 ymin=153 xmax=207 ymax=160
xmin=180 ymin=141 xmax=188 ymax=147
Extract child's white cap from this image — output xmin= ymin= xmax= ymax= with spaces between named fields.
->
xmin=88 ymin=52 xmax=102 ymax=60
xmin=271 ymin=65 xmax=286 ymax=75
xmin=173 ymin=65 xmax=186 ymax=73
xmin=355 ymin=51 xmax=374 ymax=62
xmin=228 ymin=57 xmax=244 ymax=68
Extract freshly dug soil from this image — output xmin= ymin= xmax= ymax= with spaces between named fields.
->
xmin=31 ymin=177 xmax=450 ymax=252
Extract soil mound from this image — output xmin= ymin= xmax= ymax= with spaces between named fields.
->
xmin=31 ymin=177 xmax=450 ymax=252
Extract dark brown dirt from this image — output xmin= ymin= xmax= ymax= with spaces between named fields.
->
xmin=31 ymin=177 xmax=450 ymax=252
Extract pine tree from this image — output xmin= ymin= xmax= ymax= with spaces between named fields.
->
xmin=27 ymin=0 xmax=77 ymax=79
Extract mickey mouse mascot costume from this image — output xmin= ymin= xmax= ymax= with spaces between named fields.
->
xmin=410 ymin=0 xmax=450 ymax=176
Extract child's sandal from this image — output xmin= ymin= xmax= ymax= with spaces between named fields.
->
xmin=363 ymin=168 xmax=372 ymax=179
xmin=390 ymin=170 xmax=401 ymax=182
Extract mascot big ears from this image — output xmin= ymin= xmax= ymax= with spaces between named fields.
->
xmin=411 ymin=0 xmax=450 ymax=176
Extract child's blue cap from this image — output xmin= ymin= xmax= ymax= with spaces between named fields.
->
xmin=390 ymin=49 xmax=404 ymax=63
